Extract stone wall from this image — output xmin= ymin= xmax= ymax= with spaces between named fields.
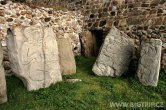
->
xmin=0 ymin=1 xmax=83 ymax=56
xmin=57 ymin=0 xmax=166 ymax=38
xmin=2 ymin=0 xmax=166 ymax=70
xmin=55 ymin=0 xmax=166 ymax=39
xmin=0 ymin=1 xmax=84 ymax=75
xmin=55 ymin=0 xmax=166 ymax=70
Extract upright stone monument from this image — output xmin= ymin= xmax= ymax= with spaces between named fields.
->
xmin=92 ymin=27 xmax=135 ymax=77
xmin=0 ymin=44 xmax=7 ymax=104
xmin=7 ymin=25 xmax=62 ymax=91
xmin=57 ymin=37 xmax=76 ymax=75
xmin=80 ymin=31 xmax=95 ymax=56
xmin=137 ymin=39 xmax=162 ymax=86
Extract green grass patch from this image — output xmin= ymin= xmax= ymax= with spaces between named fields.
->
xmin=0 ymin=56 xmax=166 ymax=110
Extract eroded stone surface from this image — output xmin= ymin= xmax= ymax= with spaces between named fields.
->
xmin=63 ymin=33 xmax=81 ymax=56
xmin=0 ymin=45 xmax=7 ymax=104
xmin=57 ymin=37 xmax=76 ymax=75
xmin=80 ymin=31 xmax=95 ymax=56
xmin=137 ymin=39 xmax=162 ymax=86
xmin=92 ymin=27 xmax=134 ymax=77
xmin=7 ymin=25 xmax=62 ymax=91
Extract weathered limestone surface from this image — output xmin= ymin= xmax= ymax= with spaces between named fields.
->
xmin=92 ymin=27 xmax=134 ymax=77
xmin=0 ymin=45 xmax=7 ymax=104
xmin=80 ymin=31 xmax=95 ymax=56
xmin=7 ymin=25 xmax=62 ymax=91
xmin=137 ymin=39 xmax=162 ymax=87
xmin=57 ymin=37 xmax=76 ymax=75
xmin=63 ymin=33 xmax=81 ymax=56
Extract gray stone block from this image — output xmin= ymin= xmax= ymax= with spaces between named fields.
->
xmin=137 ymin=39 xmax=162 ymax=86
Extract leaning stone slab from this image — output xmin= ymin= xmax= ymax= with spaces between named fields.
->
xmin=0 ymin=44 xmax=7 ymax=104
xmin=92 ymin=27 xmax=134 ymax=77
xmin=7 ymin=25 xmax=62 ymax=91
xmin=57 ymin=37 xmax=76 ymax=75
xmin=137 ymin=39 xmax=162 ymax=87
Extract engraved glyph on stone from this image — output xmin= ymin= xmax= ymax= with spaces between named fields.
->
xmin=21 ymin=27 xmax=44 ymax=81
xmin=92 ymin=27 xmax=135 ymax=77
xmin=137 ymin=39 xmax=162 ymax=86
xmin=7 ymin=25 xmax=62 ymax=91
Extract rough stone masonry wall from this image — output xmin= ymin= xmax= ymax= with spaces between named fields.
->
xmin=84 ymin=0 xmax=166 ymax=70
xmin=9 ymin=0 xmax=166 ymax=70
xmin=56 ymin=0 xmax=166 ymax=70
xmin=55 ymin=0 xmax=166 ymax=38
xmin=0 ymin=1 xmax=84 ymax=75
xmin=24 ymin=0 xmax=166 ymax=37
xmin=0 ymin=1 xmax=83 ymax=56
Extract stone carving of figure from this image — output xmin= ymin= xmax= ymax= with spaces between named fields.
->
xmin=7 ymin=25 xmax=62 ymax=91
xmin=21 ymin=27 xmax=45 ymax=82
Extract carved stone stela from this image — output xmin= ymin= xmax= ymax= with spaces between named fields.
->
xmin=137 ymin=39 xmax=162 ymax=86
xmin=57 ymin=37 xmax=76 ymax=75
xmin=7 ymin=25 xmax=62 ymax=91
xmin=92 ymin=27 xmax=135 ymax=77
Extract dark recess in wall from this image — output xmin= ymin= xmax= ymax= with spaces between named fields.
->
xmin=90 ymin=30 xmax=103 ymax=56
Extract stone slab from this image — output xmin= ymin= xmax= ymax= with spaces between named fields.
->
xmin=137 ymin=39 xmax=162 ymax=86
xmin=7 ymin=25 xmax=62 ymax=91
xmin=92 ymin=27 xmax=135 ymax=77
xmin=57 ymin=37 xmax=76 ymax=75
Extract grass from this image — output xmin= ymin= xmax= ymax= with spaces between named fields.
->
xmin=0 ymin=56 xmax=166 ymax=110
